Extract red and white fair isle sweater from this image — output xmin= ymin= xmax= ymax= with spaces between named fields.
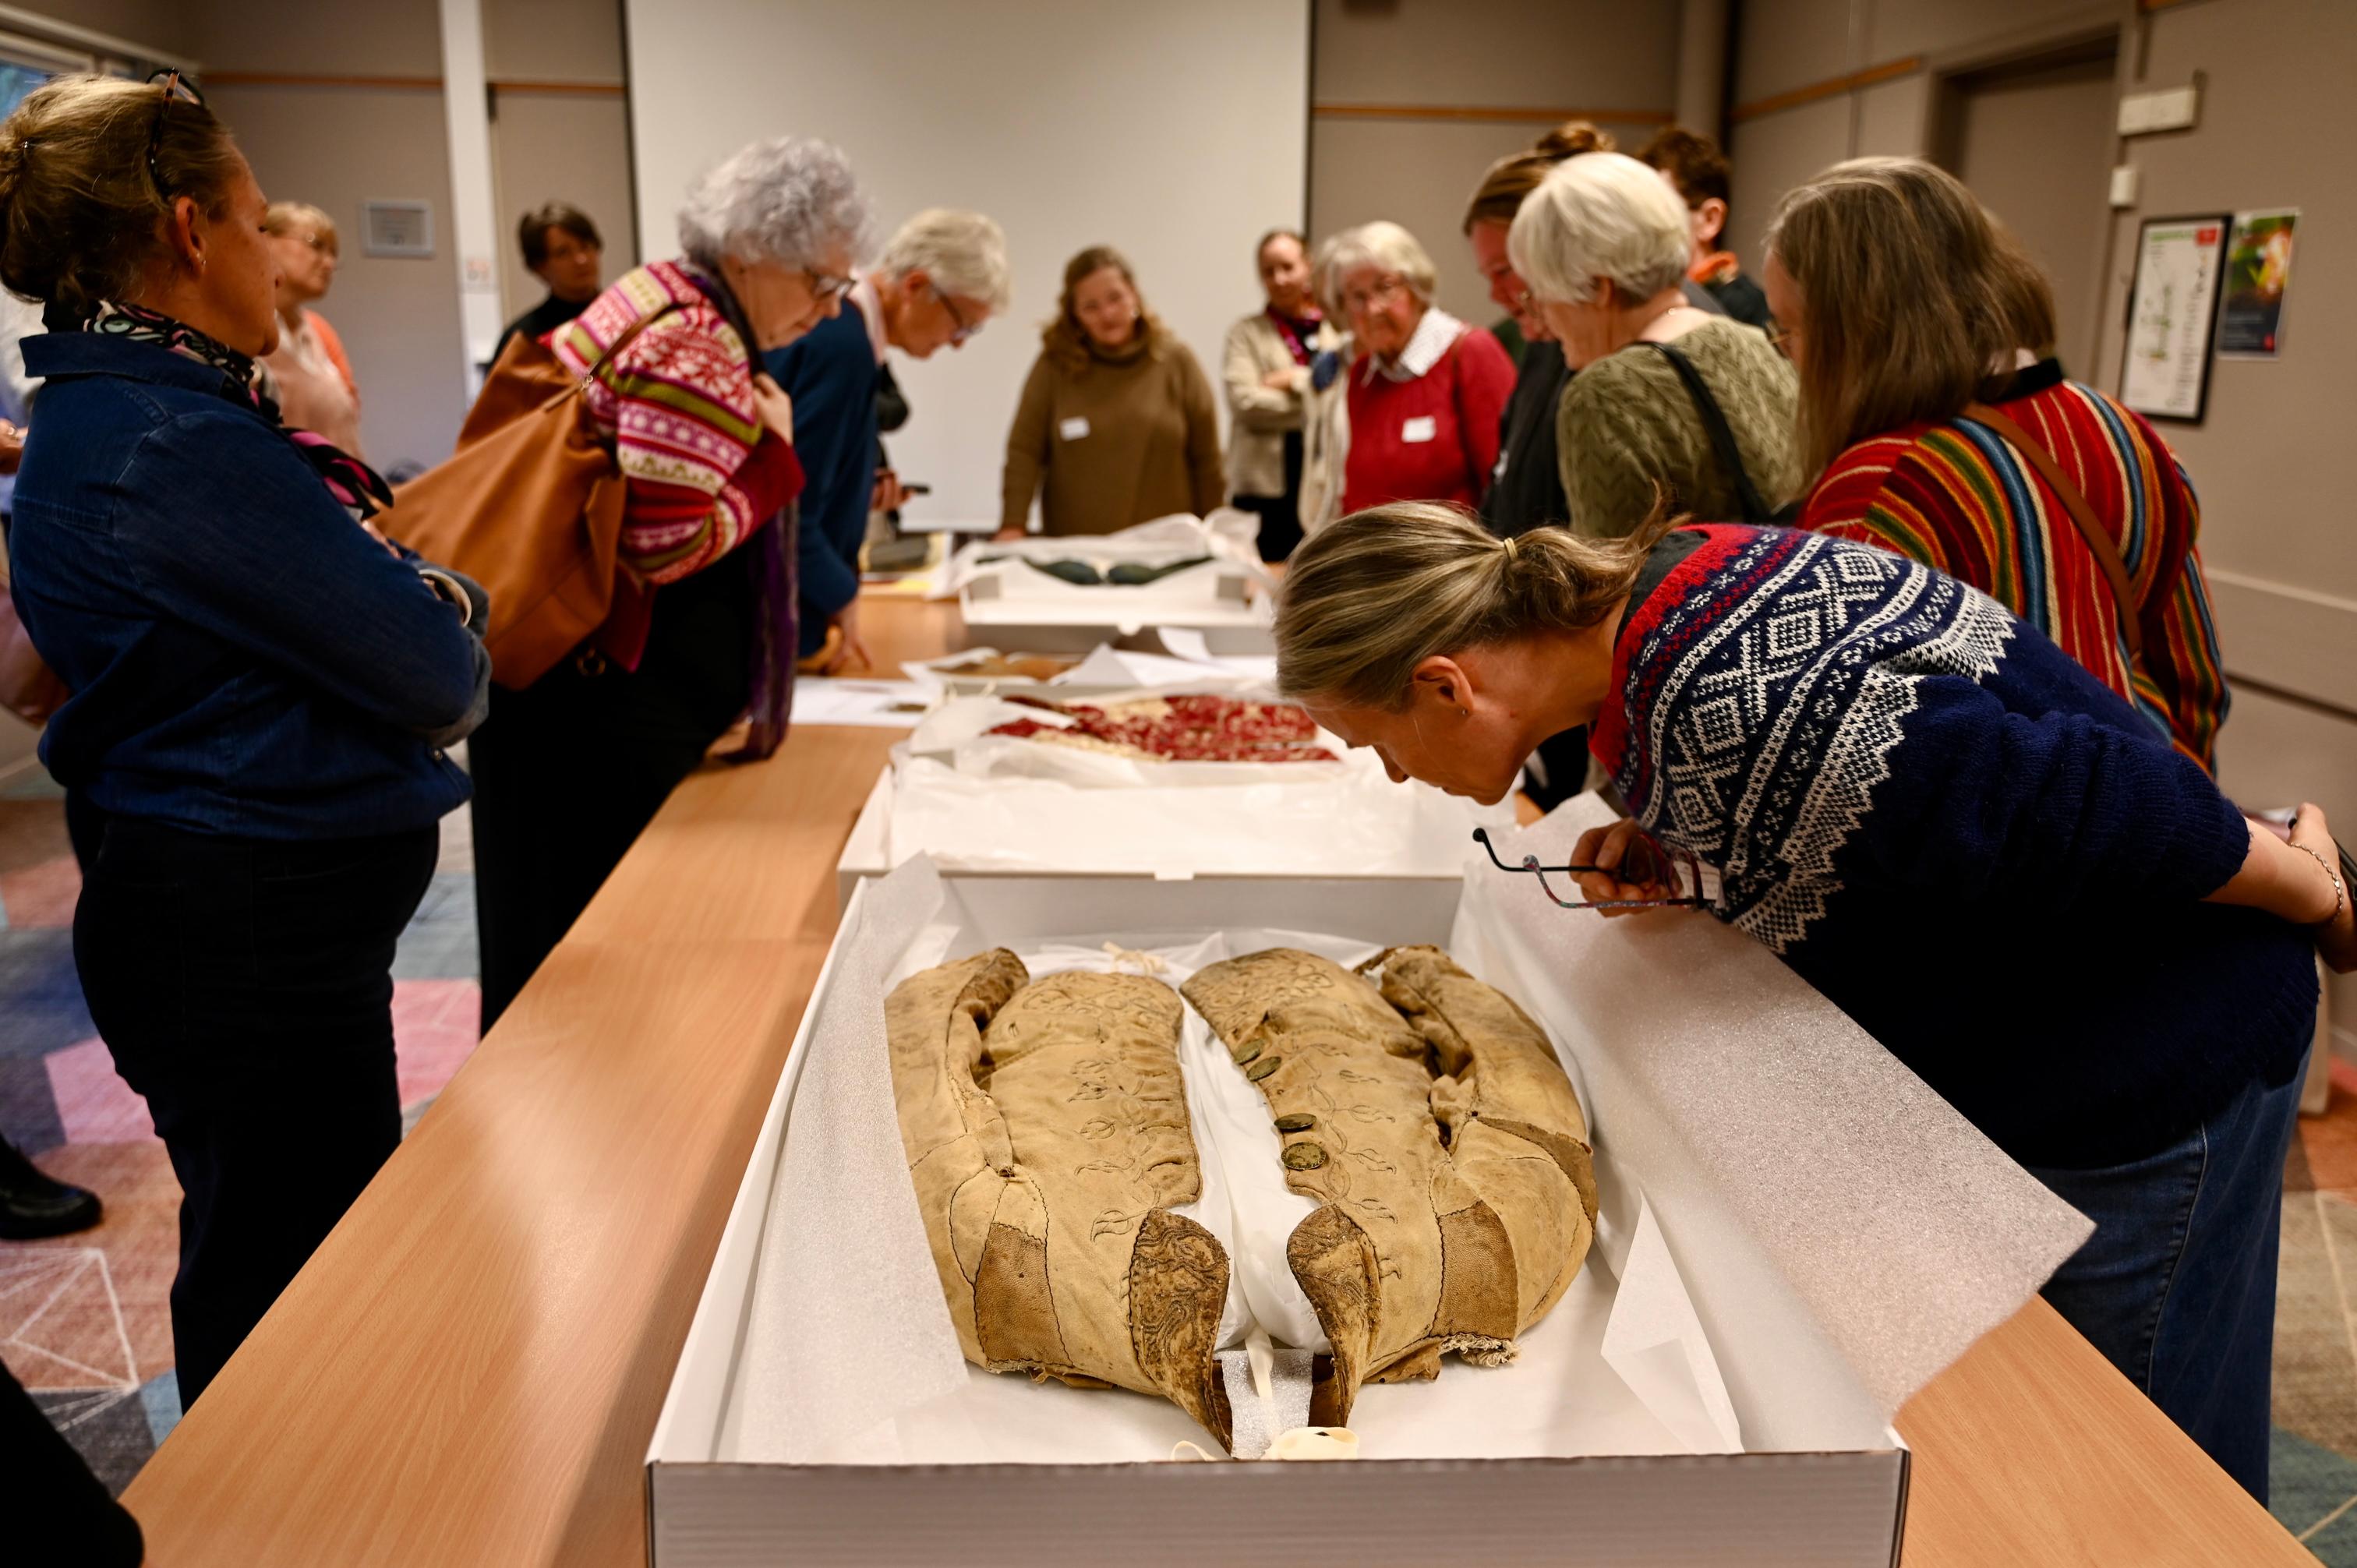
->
xmin=1341 ymin=308 xmax=1516 ymax=514
xmin=546 ymin=260 xmax=804 ymax=586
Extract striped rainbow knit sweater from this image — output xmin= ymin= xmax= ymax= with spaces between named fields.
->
xmin=1797 ymin=361 xmax=2226 ymax=772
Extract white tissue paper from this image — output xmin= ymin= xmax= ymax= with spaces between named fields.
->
xmin=1451 ymin=795 xmax=2095 ymax=1437
xmin=722 ymin=859 xmax=1743 ymax=1467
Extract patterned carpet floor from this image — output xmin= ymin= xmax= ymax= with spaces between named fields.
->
xmin=0 ymin=779 xmax=2352 ymax=1560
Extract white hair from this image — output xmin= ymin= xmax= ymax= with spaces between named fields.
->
xmin=1325 ymin=220 xmax=1438 ymax=306
xmin=677 ymin=134 xmax=871 ymax=272
xmin=878 ymin=208 xmax=1012 ymax=313
xmin=1308 ymin=227 xmax=1354 ymax=316
xmin=1507 ymin=151 xmax=1692 ymax=306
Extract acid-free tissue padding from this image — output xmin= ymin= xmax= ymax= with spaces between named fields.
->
xmin=885 ymin=952 xmax=1235 ymax=1446
xmin=1180 ymin=948 xmax=1594 ymax=1426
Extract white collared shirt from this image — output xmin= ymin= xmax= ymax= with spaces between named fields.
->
xmin=1362 ymin=305 xmax=1466 ymax=386
xmin=850 ymin=273 xmax=888 ymax=366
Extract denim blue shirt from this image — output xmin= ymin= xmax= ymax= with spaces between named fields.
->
xmin=9 ymin=330 xmax=479 ymax=839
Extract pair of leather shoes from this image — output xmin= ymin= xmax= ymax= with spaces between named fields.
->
xmin=0 ymin=1136 xmax=101 ymax=1240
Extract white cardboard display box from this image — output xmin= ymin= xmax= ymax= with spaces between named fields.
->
xmin=832 ymin=750 xmax=1512 ymax=913
xmin=936 ymin=524 xmax=1277 ymax=656
xmin=648 ymin=817 xmax=2091 ymax=1566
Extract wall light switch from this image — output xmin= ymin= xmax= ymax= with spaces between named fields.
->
xmin=2109 ymin=165 xmax=2141 ymax=208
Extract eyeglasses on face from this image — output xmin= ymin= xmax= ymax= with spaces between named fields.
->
xmin=931 ymin=282 xmax=979 ymax=345
xmin=803 ymin=269 xmax=854 ymax=306
xmin=1471 ymin=827 xmax=1709 ymax=913
xmin=1341 ymin=274 xmax=1410 ymax=313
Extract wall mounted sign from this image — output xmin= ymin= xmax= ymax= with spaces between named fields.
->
xmin=2119 ymin=213 xmax=2228 ymax=422
xmin=2216 ymin=208 xmax=2299 ymax=359
xmin=361 ymin=200 xmax=435 ymax=259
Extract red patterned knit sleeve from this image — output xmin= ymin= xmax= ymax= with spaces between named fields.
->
xmin=601 ymin=312 xmax=787 ymax=584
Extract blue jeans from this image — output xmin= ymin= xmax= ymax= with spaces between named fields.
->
xmin=2027 ymin=1066 xmax=2302 ymax=1503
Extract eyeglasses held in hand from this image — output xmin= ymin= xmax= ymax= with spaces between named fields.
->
xmin=1472 ymin=827 xmax=1709 ymax=913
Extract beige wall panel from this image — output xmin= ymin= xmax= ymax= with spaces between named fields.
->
xmin=1309 ymin=115 xmax=1670 ymax=326
xmin=2206 ymin=573 xmax=2357 ymax=721
xmin=1312 ymin=0 xmax=1676 ymax=109
xmin=484 ymin=0 xmax=625 ymax=80
xmin=1850 ymin=71 xmax=1928 ymax=157
xmin=12 ymin=0 xmax=193 ymax=58
xmin=189 ymin=0 xmax=444 ymax=78
xmin=2214 ymin=686 xmax=2357 ymax=1044
xmin=492 ymin=94 xmax=638 ymax=317
xmin=2090 ymin=0 xmax=2357 ymax=614
xmin=1864 ymin=0 xmax=2115 ymax=68
xmin=1725 ymin=93 xmax=1848 ymax=270
xmin=207 ymin=83 xmax=467 ymax=473
xmin=1730 ymin=0 xmax=1855 ymax=106
xmin=1949 ymin=55 xmax=2116 ymax=376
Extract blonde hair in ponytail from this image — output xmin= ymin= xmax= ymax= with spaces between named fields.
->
xmin=1276 ymin=502 xmax=1663 ymax=710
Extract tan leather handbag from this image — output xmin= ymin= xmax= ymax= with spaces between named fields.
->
xmin=380 ymin=306 xmax=679 ymax=690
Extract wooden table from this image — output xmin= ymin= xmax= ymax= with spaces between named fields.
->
xmin=121 ymin=594 xmax=2313 ymax=1566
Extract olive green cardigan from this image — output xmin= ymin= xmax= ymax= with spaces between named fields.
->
xmin=1553 ymin=317 xmax=1800 ymax=537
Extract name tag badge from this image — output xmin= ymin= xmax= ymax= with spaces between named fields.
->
xmin=1058 ymin=415 xmax=1091 ymax=441
xmin=1401 ymin=415 xmax=1438 ymax=444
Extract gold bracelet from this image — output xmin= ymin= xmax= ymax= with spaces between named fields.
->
xmin=2293 ymin=841 xmax=2347 ymax=927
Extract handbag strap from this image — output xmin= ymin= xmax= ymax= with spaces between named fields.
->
xmin=1961 ymin=401 xmax=2143 ymax=658
xmin=576 ymin=300 xmax=687 ymax=392
xmin=1641 ymin=341 xmax=1785 ymax=527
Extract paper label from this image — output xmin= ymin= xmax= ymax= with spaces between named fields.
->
xmin=1058 ymin=415 xmax=1091 ymax=441
xmin=1401 ymin=415 xmax=1437 ymax=443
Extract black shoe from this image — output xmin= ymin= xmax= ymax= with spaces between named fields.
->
xmin=0 ymin=1137 xmax=103 ymax=1240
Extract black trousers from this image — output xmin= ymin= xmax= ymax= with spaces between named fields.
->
xmin=72 ymin=818 xmax=436 ymax=1409
xmin=2 ymin=1361 xmax=144 ymax=1566
xmin=468 ymin=559 xmax=754 ymax=1033
xmin=1235 ymin=429 xmax=1307 ymax=562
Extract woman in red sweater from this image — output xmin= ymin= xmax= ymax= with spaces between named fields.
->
xmin=1332 ymin=221 xmax=1514 ymax=514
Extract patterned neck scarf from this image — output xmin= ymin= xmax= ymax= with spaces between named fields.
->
xmin=85 ymin=300 xmax=394 ymax=523
xmin=1266 ymin=305 xmax=1323 ymax=366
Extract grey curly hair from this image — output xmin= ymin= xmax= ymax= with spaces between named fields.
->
xmin=677 ymin=134 xmax=871 ymax=273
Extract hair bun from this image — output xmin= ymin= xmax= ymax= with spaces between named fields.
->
xmin=1533 ymin=121 xmax=1616 ymax=161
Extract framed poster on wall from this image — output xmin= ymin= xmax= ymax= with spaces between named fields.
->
xmin=2119 ymin=213 xmax=2229 ymax=422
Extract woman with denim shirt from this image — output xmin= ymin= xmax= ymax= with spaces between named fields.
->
xmin=1 ymin=76 xmax=488 ymax=1407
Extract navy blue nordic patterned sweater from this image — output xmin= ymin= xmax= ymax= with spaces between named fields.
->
xmin=766 ymin=299 xmax=882 ymax=658
xmin=1592 ymin=524 xmax=2316 ymax=1168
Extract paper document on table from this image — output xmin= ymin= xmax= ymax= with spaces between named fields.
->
xmin=791 ymin=678 xmax=934 ymax=729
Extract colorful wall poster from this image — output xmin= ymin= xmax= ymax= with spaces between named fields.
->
xmin=2217 ymin=208 xmax=2299 ymax=358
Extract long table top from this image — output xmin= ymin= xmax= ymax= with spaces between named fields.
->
xmin=120 ymin=594 xmax=2311 ymax=1565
